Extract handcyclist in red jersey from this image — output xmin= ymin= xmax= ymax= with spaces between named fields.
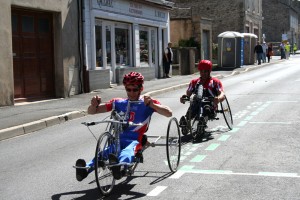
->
xmin=179 ymin=60 xmax=225 ymax=138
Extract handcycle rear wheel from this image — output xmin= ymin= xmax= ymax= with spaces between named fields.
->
xmin=95 ymin=132 xmax=116 ymax=196
xmin=166 ymin=117 xmax=181 ymax=172
xmin=220 ymin=95 xmax=233 ymax=130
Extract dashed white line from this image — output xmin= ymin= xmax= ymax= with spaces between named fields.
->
xmin=147 ymin=186 xmax=168 ymax=196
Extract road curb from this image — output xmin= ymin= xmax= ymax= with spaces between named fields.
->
xmin=0 ymin=111 xmax=87 ymax=141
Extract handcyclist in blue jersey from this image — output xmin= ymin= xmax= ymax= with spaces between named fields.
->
xmin=75 ymin=71 xmax=172 ymax=181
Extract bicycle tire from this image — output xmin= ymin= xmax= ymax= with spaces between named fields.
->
xmin=166 ymin=117 xmax=181 ymax=172
xmin=95 ymin=132 xmax=116 ymax=196
xmin=191 ymin=118 xmax=198 ymax=140
xmin=191 ymin=117 xmax=205 ymax=142
xmin=187 ymin=106 xmax=193 ymax=136
xmin=220 ymin=95 xmax=233 ymax=130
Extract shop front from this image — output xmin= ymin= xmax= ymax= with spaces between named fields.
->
xmin=83 ymin=0 xmax=173 ymax=90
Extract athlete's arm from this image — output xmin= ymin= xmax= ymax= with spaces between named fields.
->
xmin=87 ymin=95 xmax=109 ymax=114
xmin=214 ymin=90 xmax=225 ymax=105
xmin=144 ymin=95 xmax=172 ymax=117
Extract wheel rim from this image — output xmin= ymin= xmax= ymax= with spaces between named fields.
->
xmin=191 ymin=118 xmax=198 ymax=139
xmin=166 ymin=117 xmax=181 ymax=172
xmin=95 ymin=132 xmax=115 ymax=196
xmin=191 ymin=118 xmax=205 ymax=141
xmin=221 ymin=96 xmax=233 ymax=130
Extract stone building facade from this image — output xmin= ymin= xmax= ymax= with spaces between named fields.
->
xmin=0 ymin=0 xmax=81 ymax=106
xmin=170 ymin=8 xmax=213 ymax=60
xmin=169 ymin=0 xmax=263 ymax=65
xmin=0 ymin=0 xmax=174 ymax=106
xmin=83 ymin=0 xmax=173 ymax=90
xmin=169 ymin=0 xmax=263 ymax=47
xmin=262 ymin=0 xmax=300 ymax=45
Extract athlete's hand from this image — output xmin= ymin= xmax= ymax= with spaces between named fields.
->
xmin=91 ymin=95 xmax=101 ymax=108
xmin=213 ymin=96 xmax=220 ymax=105
xmin=180 ymin=95 xmax=188 ymax=104
xmin=144 ymin=95 xmax=153 ymax=107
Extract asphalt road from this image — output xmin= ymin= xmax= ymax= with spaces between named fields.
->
xmin=1 ymin=57 xmax=300 ymax=199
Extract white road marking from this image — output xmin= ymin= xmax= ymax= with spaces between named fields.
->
xmin=169 ymin=171 xmax=185 ymax=179
xmin=269 ymin=101 xmax=298 ymax=103
xmin=147 ymin=186 xmax=168 ymax=196
xmin=249 ymin=121 xmax=292 ymax=124
xmin=176 ymin=167 xmax=300 ymax=178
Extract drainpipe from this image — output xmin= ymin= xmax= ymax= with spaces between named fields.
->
xmin=78 ymin=0 xmax=89 ymax=93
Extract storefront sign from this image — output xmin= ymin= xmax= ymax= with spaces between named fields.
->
xmin=155 ymin=10 xmax=165 ymax=19
xmin=129 ymin=3 xmax=142 ymax=15
xmin=282 ymin=34 xmax=288 ymax=41
xmin=92 ymin=0 xmax=167 ymax=21
xmin=97 ymin=0 xmax=113 ymax=8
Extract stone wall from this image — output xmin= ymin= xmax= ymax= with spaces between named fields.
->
xmin=170 ymin=18 xmax=194 ymax=46
xmin=262 ymin=0 xmax=292 ymax=43
xmin=170 ymin=0 xmax=244 ymax=43
xmin=115 ymin=67 xmax=156 ymax=84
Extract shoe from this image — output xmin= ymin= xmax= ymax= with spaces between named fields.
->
xmin=179 ymin=116 xmax=187 ymax=127
xmin=109 ymin=154 xmax=122 ymax=180
xmin=204 ymin=132 xmax=214 ymax=140
xmin=108 ymin=153 xmax=119 ymax=164
xmin=76 ymin=159 xmax=88 ymax=182
xmin=98 ymin=160 xmax=105 ymax=168
xmin=166 ymin=75 xmax=171 ymax=78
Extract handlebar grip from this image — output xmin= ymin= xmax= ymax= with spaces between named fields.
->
xmin=81 ymin=122 xmax=96 ymax=126
xmin=181 ymin=96 xmax=190 ymax=103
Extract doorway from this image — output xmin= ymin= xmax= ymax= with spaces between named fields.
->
xmin=12 ymin=8 xmax=54 ymax=101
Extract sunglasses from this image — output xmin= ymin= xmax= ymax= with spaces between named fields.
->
xmin=200 ymin=70 xmax=210 ymax=73
xmin=125 ymin=88 xmax=139 ymax=92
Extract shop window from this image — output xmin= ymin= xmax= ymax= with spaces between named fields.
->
xmin=115 ymin=28 xmax=129 ymax=67
xmin=151 ymin=29 xmax=156 ymax=65
xmin=106 ymin=25 xmax=112 ymax=67
xmin=95 ymin=25 xmax=102 ymax=67
xmin=140 ymin=30 xmax=149 ymax=67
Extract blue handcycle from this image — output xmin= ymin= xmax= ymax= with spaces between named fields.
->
xmin=75 ymin=101 xmax=181 ymax=196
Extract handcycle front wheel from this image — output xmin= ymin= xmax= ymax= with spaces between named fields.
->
xmin=220 ymin=95 xmax=233 ymax=130
xmin=95 ymin=132 xmax=116 ymax=196
xmin=191 ymin=117 xmax=206 ymax=142
xmin=166 ymin=117 xmax=181 ymax=172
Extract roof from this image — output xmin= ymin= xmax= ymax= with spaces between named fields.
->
xmin=218 ymin=31 xmax=244 ymax=38
xmin=143 ymin=0 xmax=174 ymax=9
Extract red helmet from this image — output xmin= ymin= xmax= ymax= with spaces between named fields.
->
xmin=123 ymin=71 xmax=144 ymax=86
xmin=198 ymin=60 xmax=212 ymax=71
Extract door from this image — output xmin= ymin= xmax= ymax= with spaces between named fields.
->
xmin=12 ymin=8 xmax=54 ymax=100
xmin=202 ymin=30 xmax=210 ymax=60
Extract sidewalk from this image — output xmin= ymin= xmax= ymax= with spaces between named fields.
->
xmin=0 ymin=57 xmax=283 ymax=141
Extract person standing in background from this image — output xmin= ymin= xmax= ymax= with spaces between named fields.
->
xmin=293 ymin=43 xmax=297 ymax=55
xmin=254 ymin=42 xmax=263 ymax=65
xmin=163 ymin=42 xmax=173 ymax=78
xmin=266 ymin=43 xmax=273 ymax=63
xmin=285 ymin=42 xmax=291 ymax=60
xmin=280 ymin=42 xmax=285 ymax=59
xmin=261 ymin=42 xmax=268 ymax=63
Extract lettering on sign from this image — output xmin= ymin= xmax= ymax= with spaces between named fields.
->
xmin=129 ymin=2 xmax=143 ymax=15
xmin=97 ymin=0 xmax=113 ymax=8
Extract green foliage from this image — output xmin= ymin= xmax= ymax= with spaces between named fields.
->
xmin=178 ymin=37 xmax=200 ymax=50
xmin=212 ymin=43 xmax=218 ymax=60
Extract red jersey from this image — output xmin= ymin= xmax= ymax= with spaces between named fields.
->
xmin=187 ymin=77 xmax=224 ymax=97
